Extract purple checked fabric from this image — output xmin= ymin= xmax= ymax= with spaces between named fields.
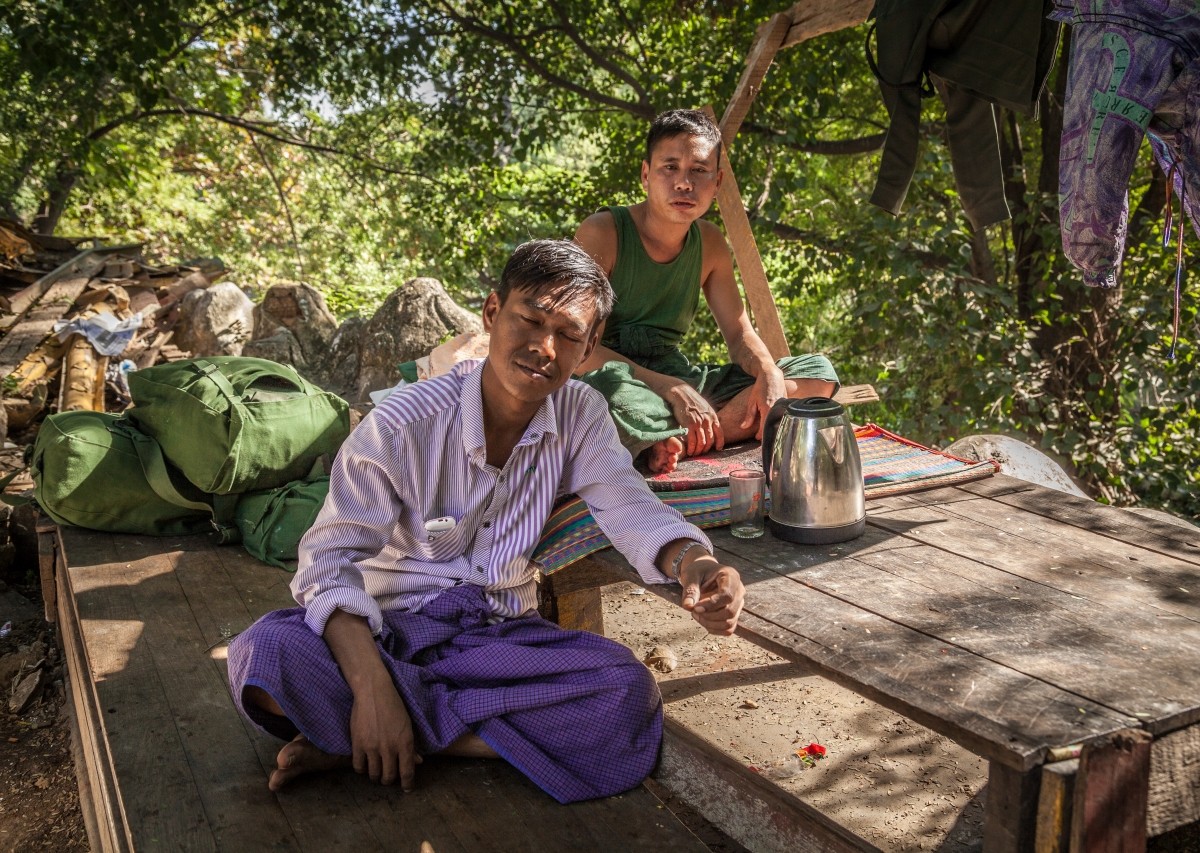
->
xmin=228 ymin=584 xmax=664 ymax=804
xmin=1054 ymin=0 xmax=1200 ymax=288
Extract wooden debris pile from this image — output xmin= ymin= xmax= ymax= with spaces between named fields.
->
xmin=1 ymin=218 xmax=224 ymax=444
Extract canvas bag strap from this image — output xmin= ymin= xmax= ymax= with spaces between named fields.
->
xmin=116 ymin=421 xmax=243 ymax=542
xmin=116 ymin=421 xmax=213 ymax=514
xmin=194 ymin=358 xmax=243 ymax=407
xmin=0 ymin=468 xmax=32 ymax=507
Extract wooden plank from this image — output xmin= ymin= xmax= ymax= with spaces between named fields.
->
xmin=701 ymin=106 xmax=791 ymax=359
xmin=779 ymin=0 xmax=874 ymax=50
xmin=654 ymin=719 xmax=876 ymax=852
xmin=1071 ymin=729 xmax=1151 ymax=852
xmin=64 ymin=541 xmax=227 ymax=851
xmin=815 ymin=540 xmax=1200 ymax=733
xmin=589 ymin=536 xmax=1134 ymax=770
xmin=55 ymin=530 xmax=133 ymax=853
xmin=869 ymin=490 xmax=1200 ymax=626
xmin=58 ymin=528 xmax=712 ymax=852
xmin=958 ymin=476 xmax=1200 ymax=568
xmin=719 ymin=13 xmax=791 ymax=144
xmin=833 ymin=384 xmax=880 ymax=406
xmin=1147 ymin=724 xmax=1200 ymax=836
xmin=1035 ymin=759 xmax=1078 ymax=853
xmin=983 ymin=762 xmax=1040 ymax=853
xmin=0 ymin=275 xmax=91 ymax=376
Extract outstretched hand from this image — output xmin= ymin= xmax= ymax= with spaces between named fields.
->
xmin=679 ymin=558 xmax=745 ymax=636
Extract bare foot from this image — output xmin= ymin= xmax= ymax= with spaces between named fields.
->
xmin=441 ymin=733 xmax=499 ymax=758
xmin=646 ymin=436 xmax=685 ymax=474
xmin=268 ymin=734 xmax=350 ymax=791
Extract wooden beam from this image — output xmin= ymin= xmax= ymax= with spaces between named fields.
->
xmin=983 ymin=761 xmax=1041 ymax=853
xmin=703 ymin=107 xmax=791 ymax=358
xmin=719 ymin=13 xmax=791 ymax=144
xmin=1072 ymin=729 xmax=1151 ymax=852
xmin=780 ymin=0 xmax=874 ymax=50
xmin=1148 ymin=723 xmax=1200 ymax=836
xmin=1034 ymin=759 xmax=1078 ymax=853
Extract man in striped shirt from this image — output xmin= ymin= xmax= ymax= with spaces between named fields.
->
xmin=228 ymin=239 xmax=745 ymax=803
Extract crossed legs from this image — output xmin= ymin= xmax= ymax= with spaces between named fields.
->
xmin=645 ymin=377 xmax=836 ymax=473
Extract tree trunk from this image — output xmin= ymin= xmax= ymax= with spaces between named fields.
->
xmin=33 ymin=163 xmax=82 ymax=236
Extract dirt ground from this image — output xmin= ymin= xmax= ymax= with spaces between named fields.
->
xmin=0 ymin=579 xmax=88 ymax=853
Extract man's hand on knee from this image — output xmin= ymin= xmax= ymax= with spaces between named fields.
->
xmin=349 ymin=675 xmax=423 ymax=790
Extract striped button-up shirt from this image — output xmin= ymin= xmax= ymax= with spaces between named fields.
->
xmin=293 ymin=359 xmax=709 ymax=636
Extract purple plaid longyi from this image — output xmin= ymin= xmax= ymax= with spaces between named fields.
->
xmin=227 ymin=584 xmax=663 ymax=803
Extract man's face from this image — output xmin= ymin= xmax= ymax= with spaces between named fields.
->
xmin=641 ymin=132 xmax=723 ymax=225
xmin=481 ymin=287 xmax=600 ymax=413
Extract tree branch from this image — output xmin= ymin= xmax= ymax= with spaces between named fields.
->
xmin=246 ymin=131 xmax=305 ymax=279
xmin=429 ymin=2 xmax=655 ymax=119
xmin=741 ymin=121 xmax=885 ymax=155
xmin=549 ymin=0 xmax=653 ymax=112
xmin=84 ymin=104 xmax=448 ymax=186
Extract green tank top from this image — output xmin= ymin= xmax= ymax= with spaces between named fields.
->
xmin=602 ymin=205 xmax=703 ymax=358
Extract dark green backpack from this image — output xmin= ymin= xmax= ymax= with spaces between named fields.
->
xmin=29 ymin=411 xmax=215 ymax=536
xmin=126 ymin=356 xmax=350 ymax=496
xmin=234 ymin=474 xmax=330 ymax=570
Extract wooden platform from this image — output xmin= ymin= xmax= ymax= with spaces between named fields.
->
xmin=544 ymin=475 xmax=1200 ymax=851
xmin=46 ymin=526 xmax=716 ymax=853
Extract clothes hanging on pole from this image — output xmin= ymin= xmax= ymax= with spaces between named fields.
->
xmin=868 ymin=0 xmax=1060 ymax=230
xmin=1053 ymin=0 xmax=1200 ymax=292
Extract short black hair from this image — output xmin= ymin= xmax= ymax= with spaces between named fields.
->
xmin=646 ymin=109 xmax=723 ymax=166
xmin=497 ymin=239 xmax=614 ymax=323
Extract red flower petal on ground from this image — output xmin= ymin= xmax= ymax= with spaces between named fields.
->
xmin=800 ymin=743 xmax=827 ymax=758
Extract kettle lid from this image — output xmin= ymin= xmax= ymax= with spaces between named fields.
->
xmin=786 ymin=396 xmax=845 ymax=418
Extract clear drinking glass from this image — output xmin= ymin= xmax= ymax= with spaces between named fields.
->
xmin=729 ymin=468 xmax=766 ymax=539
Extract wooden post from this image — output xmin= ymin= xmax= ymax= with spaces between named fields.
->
xmin=719 ymin=13 xmax=791 ymax=144
xmin=779 ymin=0 xmax=875 ymax=50
xmin=537 ymin=557 xmax=624 ymax=635
xmin=1071 ymin=729 xmax=1151 ymax=853
xmin=702 ymin=106 xmax=791 ymax=359
xmin=1034 ymin=759 xmax=1078 ymax=853
xmin=36 ymin=517 xmax=58 ymax=624
xmin=983 ymin=761 xmax=1041 ymax=853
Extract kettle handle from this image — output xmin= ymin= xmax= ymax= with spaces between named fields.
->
xmin=760 ymin=398 xmax=792 ymax=488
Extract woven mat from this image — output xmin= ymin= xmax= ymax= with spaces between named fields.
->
xmin=533 ymin=423 xmax=998 ymax=574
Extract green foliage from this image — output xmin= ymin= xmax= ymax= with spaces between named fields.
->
xmin=3 ymin=2 xmax=1197 ymax=520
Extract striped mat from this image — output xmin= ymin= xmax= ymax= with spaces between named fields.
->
xmin=532 ymin=423 xmax=998 ymax=575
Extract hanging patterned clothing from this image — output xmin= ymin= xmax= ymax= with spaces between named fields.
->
xmin=1053 ymin=0 xmax=1200 ymax=290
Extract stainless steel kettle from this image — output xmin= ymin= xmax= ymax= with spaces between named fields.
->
xmin=761 ymin=397 xmax=865 ymax=544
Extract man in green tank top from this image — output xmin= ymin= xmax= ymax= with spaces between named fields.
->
xmin=573 ymin=109 xmax=839 ymax=473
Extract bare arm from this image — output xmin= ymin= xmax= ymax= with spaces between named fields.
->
xmin=699 ymin=224 xmax=787 ymax=438
xmin=323 ymin=609 xmax=422 ymax=789
xmin=573 ymin=212 xmax=727 ymax=455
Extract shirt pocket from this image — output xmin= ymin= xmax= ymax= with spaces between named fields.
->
xmin=412 ymin=519 xmax=471 ymax=562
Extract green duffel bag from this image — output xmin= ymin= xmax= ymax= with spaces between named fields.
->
xmin=30 ymin=411 xmax=216 ymax=536
xmin=126 ymin=356 xmax=350 ymax=496
xmin=235 ymin=474 xmax=330 ymax=570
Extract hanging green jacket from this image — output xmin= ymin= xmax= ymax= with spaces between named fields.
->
xmin=869 ymin=0 xmax=1060 ymax=229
